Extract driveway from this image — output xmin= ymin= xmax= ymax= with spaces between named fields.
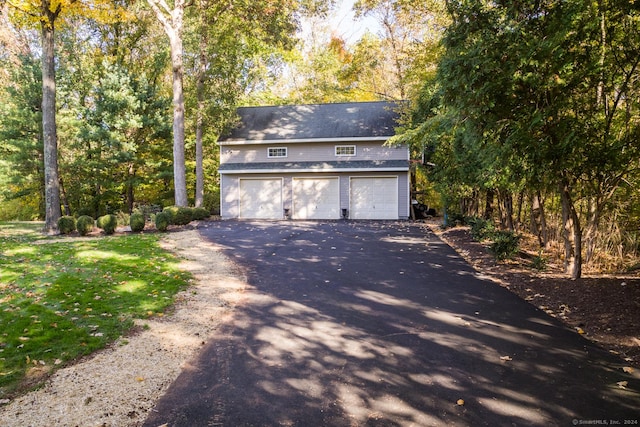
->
xmin=144 ymin=221 xmax=639 ymax=426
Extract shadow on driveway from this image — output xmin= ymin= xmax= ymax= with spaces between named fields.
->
xmin=144 ymin=221 xmax=639 ymax=426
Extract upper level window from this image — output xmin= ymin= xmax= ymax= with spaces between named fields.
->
xmin=268 ymin=147 xmax=287 ymax=158
xmin=335 ymin=145 xmax=356 ymax=156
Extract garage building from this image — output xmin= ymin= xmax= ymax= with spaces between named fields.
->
xmin=218 ymin=102 xmax=410 ymax=220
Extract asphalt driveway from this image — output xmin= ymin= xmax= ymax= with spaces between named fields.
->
xmin=144 ymin=221 xmax=639 ymax=426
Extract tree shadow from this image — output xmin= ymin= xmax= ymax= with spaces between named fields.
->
xmin=144 ymin=221 xmax=640 ymax=427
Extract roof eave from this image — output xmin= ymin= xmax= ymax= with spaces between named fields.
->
xmin=219 ymin=167 xmax=409 ymax=175
xmin=218 ymin=136 xmax=392 ymax=146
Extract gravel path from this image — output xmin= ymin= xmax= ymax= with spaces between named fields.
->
xmin=0 ymin=229 xmax=246 ymax=427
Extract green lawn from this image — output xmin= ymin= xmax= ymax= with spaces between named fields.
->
xmin=0 ymin=221 xmax=192 ymax=398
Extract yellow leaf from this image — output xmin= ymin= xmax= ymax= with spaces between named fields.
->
xmin=623 ymin=366 xmax=634 ymax=374
xmin=456 ymin=399 xmax=465 ymax=406
xmin=576 ymin=327 xmax=585 ymax=334
xmin=135 ymin=376 xmax=145 ymax=382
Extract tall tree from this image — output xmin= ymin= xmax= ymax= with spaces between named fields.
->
xmin=184 ymin=0 xmax=324 ymax=206
xmin=146 ymin=0 xmax=188 ymax=206
xmin=4 ymin=0 xmax=126 ymax=231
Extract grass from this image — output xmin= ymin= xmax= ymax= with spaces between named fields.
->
xmin=0 ymin=221 xmax=192 ymax=398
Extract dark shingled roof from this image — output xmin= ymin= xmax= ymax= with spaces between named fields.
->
xmin=220 ymin=101 xmax=401 ymax=141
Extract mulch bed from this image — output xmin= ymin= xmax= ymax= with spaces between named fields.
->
xmin=431 ymin=224 xmax=640 ymax=368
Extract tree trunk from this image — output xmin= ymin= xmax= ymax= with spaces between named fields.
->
xmin=530 ymin=190 xmax=548 ymax=248
xmin=59 ymin=176 xmax=71 ymax=216
xmin=584 ymin=197 xmax=598 ymax=264
xmin=483 ymin=189 xmax=495 ymax=220
xmin=126 ymin=163 xmax=135 ymax=214
xmin=194 ymin=26 xmax=206 ymax=208
xmin=169 ymin=30 xmax=188 ymax=207
xmin=515 ymin=191 xmax=524 ymax=230
xmin=559 ymin=179 xmax=582 ymax=279
xmin=498 ymin=190 xmax=514 ymax=230
xmin=41 ymin=20 xmax=62 ymax=233
xmin=147 ymin=0 xmax=188 ymax=207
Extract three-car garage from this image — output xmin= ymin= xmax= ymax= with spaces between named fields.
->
xmin=232 ymin=174 xmax=407 ymax=220
xmin=217 ymin=101 xmax=409 ymax=220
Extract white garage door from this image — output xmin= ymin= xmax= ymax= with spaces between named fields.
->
xmin=350 ymin=177 xmax=398 ymax=220
xmin=239 ymin=178 xmax=283 ymax=219
xmin=292 ymin=178 xmax=340 ymax=219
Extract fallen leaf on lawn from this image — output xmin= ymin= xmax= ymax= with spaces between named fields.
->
xmin=500 ymin=356 xmax=512 ymax=361
xmin=54 ymin=359 xmax=62 ymax=365
xmin=623 ymin=366 xmax=634 ymax=374
xmin=576 ymin=327 xmax=585 ymax=334
xmin=135 ymin=376 xmax=145 ymax=382
xmin=617 ymin=381 xmax=628 ymax=389
xmin=456 ymin=399 xmax=465 ymax=406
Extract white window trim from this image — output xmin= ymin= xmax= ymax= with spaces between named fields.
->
xmin=335 ymin=145 xmax=356 ymax=157
xmin=267 ymin=147 xmax=288 ymax=158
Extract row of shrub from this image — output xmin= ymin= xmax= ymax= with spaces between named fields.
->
xmin=57 ymin=206 xmax=211 ymax=236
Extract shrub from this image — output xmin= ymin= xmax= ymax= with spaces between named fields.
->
xmin=191 ymin=207 xmax=210 ymax=221
xmin=97 ymin=214 xmax=117 ymax=235
xmin=57 ymin=216 xmax=76 ymax=234
xmin=76 ymin=215 xmax=95 ymax=236
xmin=155 ymin=212 xmax=171 ymax=232
xmin=162 ymin=206 xmax=179 ymax=224
xmin=531 ymin=252 xmax=548 ymax=271
xmin=489 ymin=230 xmax=521 ymax=261
xmin=130 ymin=213 xmax=145 ymax=232
xmin=203 ymin=191 xmax=220 ymax=216
xmin=174 ymin=207 xmax=193 ymax=225
xmin=467 ymin=216 xmax=496 ymax=241
xmin=115 ymin=211 xmax=130 ymax=227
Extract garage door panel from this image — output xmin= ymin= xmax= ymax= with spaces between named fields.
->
xmin=350 ymin=177 xmax=398 ymax=220
xmin=293 ymin=178 xmax=340 ymax=219
xmin=240 ymin=179 xmax=283 ymax=219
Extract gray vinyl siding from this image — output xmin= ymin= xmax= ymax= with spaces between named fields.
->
xmin=220 ymin=141 xmax=408 ymax=165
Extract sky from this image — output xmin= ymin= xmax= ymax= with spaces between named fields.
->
xmin=300 ymin=0 xmax=382 ymax=46
xmin=330 ymin=0 xmax=381 ymax=44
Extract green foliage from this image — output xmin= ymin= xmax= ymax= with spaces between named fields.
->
xmin=0 ymin=197 xmax=41 ymax=221
xmin=115 ymin=211 xmax=129 ymax=227
xmin=488 ymin=231 xmax=521 ymax=261
xmin=0 ymin=55 xmax=44 ymax=221
xmin=76 ymin=215 xmax=94 ymax=236
xmin=129 ymin=213 xmax=145 ymax=232
xmin=0 ymin=223 xmax=190 ymax=396
xmin=97 ymin=214 xmax=117 ymax=235
xmin=57 ymin=216 xmax=76 ymax=234
xmin=155 ymin=212 xmax=170 ymax=232
xmin=173 ymin=207 xmax=193 ymax=225
xmin=531 ymin=252 xmax=548 ymax=271
xmin=203 ymin=191 xmax=220 ymax=216
xmin=467 ymin=217 xmax=496 ymax=242
xmin=191 ymin=207 xmax=210 ymax=221
xmin=162 ymin=206 xmax=178 ymax=224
